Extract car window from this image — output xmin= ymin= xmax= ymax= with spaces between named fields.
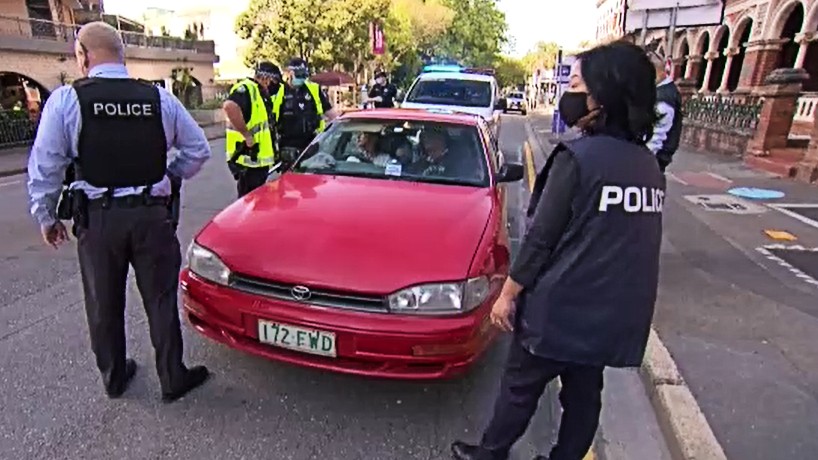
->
xmin=293 ymin=119 xmax=489 ymax=187
xmin=405 ymin=78 xmax=493 ymax=108
xmin=508 ymin=92 xmax=524 ymax=99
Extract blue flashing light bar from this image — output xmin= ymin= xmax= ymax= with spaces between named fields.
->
xmin=421 ymin=64 xmax=465 ymax=73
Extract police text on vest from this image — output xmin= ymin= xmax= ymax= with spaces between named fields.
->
xmin=92 ymin=102 xmax=154 ymax=117
xmin=598 ymin=185 xmax=664 ymax=213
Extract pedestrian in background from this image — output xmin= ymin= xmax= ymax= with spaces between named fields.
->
xmin=451 ymin=40 xmax=664 ymax=460
xmin=646 ymin=48 xmax=682 ymax=173
xmin=27 ymin=21 xmax=211 ymax=402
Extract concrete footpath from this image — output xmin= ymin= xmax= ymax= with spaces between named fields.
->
xmin=0 ymin=123 xmax=225 ymax=178
xmin=527 ymin=111 xmax=818 ymax=460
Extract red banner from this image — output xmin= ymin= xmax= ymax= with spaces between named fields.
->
xmin=370 ymin=21 xmax=385 ymax=55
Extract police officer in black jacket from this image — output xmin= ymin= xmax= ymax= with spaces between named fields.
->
xmin=646 ymin=49 xmax=682 ymax=172
xmin=366 ymin=70 xmax=398 ymax=108
xmin=452 ymin=41 xmax=665 ymax=460
xmin=27 ymin=22 xmax=211 ymax=402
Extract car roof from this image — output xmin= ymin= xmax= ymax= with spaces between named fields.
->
xmin=414 ymin=72 xmax=496 ymax=83
xmin=340 ymin=108 xmax=482 ymax=126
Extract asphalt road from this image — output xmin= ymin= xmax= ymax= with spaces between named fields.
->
xmin=0 ymin=115 xmax=558 ymax=460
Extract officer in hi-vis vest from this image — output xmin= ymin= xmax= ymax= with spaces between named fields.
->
xmin=222 ymin=62 xmax=279 ymax=197
xmin=275 ymin=57 xmax=339 ymax=166
xmin=26 ymin=21 xmax=211 ymax=403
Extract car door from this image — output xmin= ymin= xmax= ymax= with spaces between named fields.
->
xmin=478 ymin=118 xmax=510 ymax=237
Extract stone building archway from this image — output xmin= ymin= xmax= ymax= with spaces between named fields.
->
xmin=727 ymin=17 xmax=754 ymax=91
xmin=675 ymin=36 xmax=691 ymax=79
xmin=773 ymin=1 xmax=806 ymax=69
xmin=694 ymin=30 xmax=711 ymax=89
xmin=708 ymin=25 xmax=731 ymax=91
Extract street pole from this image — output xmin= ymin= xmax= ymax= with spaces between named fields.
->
xmin=640 ymin=9 xmax=650 ymax=46
xmin=666 ymin=2 xmax=680 ymax=77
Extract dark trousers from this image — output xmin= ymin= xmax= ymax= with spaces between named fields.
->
xmin=77 ymin=204 xmax=187 ymax=394
xmin=236 ymin=166 xmax=269 ymax=198
xmin=479 ymin=339 xmax=604 ymax=460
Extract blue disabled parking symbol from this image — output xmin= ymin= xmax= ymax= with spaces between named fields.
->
xmin=728 ymin=187 xmax=786 ymax=200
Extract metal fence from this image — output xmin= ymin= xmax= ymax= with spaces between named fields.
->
xmin=0 ymin=111 xmax=36 ymax=148
xmin=683 ymin=94 xmax=764 ymax=136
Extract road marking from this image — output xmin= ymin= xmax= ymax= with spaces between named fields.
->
xmin=767 ymin=204 xmax=818 ymax=230
xmin=756 ymin=245 xmax=818 ymax=287
xmin=523 ymin=141 xmax=536 ymax=193
xmin=764 ymin=230 xmax=797 ymax=241
xmin=667 ymin=172 xmax=689 ymax=185
xmin=704 ymin=171 xmax=732 ymax=183
xmin=0 ymin=179 xmax=21 ymax=189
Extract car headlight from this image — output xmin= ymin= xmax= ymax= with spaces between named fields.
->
xmin=187 ymin=242 xmax=231 ymax=286
xmin=388 ymin=276 xmax=491 ymax=315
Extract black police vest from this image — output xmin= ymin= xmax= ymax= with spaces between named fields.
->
xmin=656 ymin=82 xmax=682 ymax=164
xmin=73 ymin=78 xmax=167 ymax=188
xmin=278 ymin=86 xmax=320 ymax=141
xmin=517 ymin=134 xmax=665 ymax=368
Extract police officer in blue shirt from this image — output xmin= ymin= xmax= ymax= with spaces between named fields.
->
xmin=26 ymin=21 xmax=211 ymax=402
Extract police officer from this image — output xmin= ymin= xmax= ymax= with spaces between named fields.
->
xmin=451 ymin=41 xmax=664 ymax=460
xmin=646 ymin=48 xmax=682 ymax=173
xmin=274 ymin=57 xmax=338 ymax=165
xmin=222 ymin=62 xmax=280 ymax=197
xmin=366 ymin=70 xmax=398 ymax=108
xmin=26 ymin=21 xmax=211 ymax=402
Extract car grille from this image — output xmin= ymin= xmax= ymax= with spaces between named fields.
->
xmin=229 ymin=274 xmax=389 ymax=312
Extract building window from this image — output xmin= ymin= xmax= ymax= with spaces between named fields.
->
xmin=26 ymin=0 xmax=56 ymax=38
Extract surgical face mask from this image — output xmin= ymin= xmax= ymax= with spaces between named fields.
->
xmin=558 ymin=92 xmax=591 ymax=127
xmin=292 ymin=77 xmax=306 ymax=87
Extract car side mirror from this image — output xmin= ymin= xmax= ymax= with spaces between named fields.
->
xmin=494 ymin=98 xmax=506 ymax=110
xmin=497 ymin=163 xmax=524 ymax=183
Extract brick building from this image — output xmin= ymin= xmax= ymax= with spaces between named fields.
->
xmin=0 ymin=0 xmax=219 ymax=147
xmin=596 ymin=0 xmax=818 ymax=183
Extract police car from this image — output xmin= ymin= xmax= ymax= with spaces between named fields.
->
xmin=399 ymin=65 xmax=503 ymax=137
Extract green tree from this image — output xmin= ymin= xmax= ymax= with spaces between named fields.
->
xmin=435 ymin=0 xmax=508 ymax=67
xmin=494 ymin=56 xmax=527 ymax=88
xmin=521 ymin=41 xmax=560 ymax=72
xmin=236 ymin=0 xmax=327 ymax=68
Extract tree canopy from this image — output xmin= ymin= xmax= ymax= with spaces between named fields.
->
xmin=235 ymin=0 xmax=509 ymax=85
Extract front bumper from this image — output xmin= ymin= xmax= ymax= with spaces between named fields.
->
xmin=180 ymin=270 xmax=497 ymax=380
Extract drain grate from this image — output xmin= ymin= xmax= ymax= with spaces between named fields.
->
xmin=684 ymin=194 xmax=768 ymax=214
xmin=757 ymin=245 xmax=818 ymax=287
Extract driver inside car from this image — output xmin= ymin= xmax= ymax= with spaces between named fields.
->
xmin=345 ymin=132 xmax=393 ymax=166
xmin=407 ymin=128 xmax=473 ymax=179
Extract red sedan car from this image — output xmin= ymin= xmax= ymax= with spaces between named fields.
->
xmin=180 ymin=108 xmax=525 ymax=380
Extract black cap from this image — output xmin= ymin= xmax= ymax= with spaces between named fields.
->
xmin=287 ymin=57 xmax=308 ymax=69
xmin=375 ymin=70 xmax=387 ymax=79
xmin=256 ymin=61 xmax=281 ymax=78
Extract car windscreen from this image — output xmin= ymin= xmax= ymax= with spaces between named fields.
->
xmin=405 ymin=78 xmax=493 ymax=108
xmin=292 ymin=119 xmax=489 ymax=188
xmin=508 ymin=92 xmax=524 ymax=99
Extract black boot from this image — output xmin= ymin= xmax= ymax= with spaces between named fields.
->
xmin=106 ymin=359 xmax=137 ymax=399
xmin=161 ymin=366 xmax=210 ymax=403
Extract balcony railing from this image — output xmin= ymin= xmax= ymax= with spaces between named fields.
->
xmin=794 ymin=92 xmax=818 ymax=123
xmin=0 ymin=15 xmax=212 ymax=53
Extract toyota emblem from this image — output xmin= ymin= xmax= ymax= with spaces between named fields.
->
xmin=291 ymin=285 xmax=311 ymax=301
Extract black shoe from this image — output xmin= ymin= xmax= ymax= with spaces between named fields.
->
xmin=161 ymin=366 xmax=210 ymax=403
xmin=106 ymin=359 xmax=137 ymax=399
xmin=451 ymin=441 xmax=481 ymax=460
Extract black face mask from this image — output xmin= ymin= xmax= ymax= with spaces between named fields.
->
xmin=558 ymin=92 xmax=590 ymax=127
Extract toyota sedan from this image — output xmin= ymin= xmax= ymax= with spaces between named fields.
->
xmin=180 ymin=108 xmax=524 ymax=380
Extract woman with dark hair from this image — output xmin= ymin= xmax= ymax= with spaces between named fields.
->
xmin=451 ymin=41 xmax=665 ymax=460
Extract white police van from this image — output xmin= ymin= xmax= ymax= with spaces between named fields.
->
xmin=398 ymin=65 xmax=504 ymax=137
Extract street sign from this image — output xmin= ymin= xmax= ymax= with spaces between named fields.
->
xmin=556 ymin=64 xmax=571 ymax=84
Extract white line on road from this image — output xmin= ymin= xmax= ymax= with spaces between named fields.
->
xmin=667 ymin=173 xmax=689 ymax=185
xmin=704 ymin=172 xmax=732 ymax=183
xmin=0 ymin=179 xmax=21 ymax=189
xmin=767 ymin=204 xmax=818 ymax=230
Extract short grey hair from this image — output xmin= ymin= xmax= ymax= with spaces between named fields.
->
xmin=76 ymin=21 xmax=125 ymax=62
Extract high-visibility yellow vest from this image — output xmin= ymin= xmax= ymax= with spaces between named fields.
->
xmin=225 ymin=78 xmax=275 ymax=168
xmin=271 ymin=84 xmax=285 ymax=123
xmin=304 ymin=81 xmax=326 ymax=133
